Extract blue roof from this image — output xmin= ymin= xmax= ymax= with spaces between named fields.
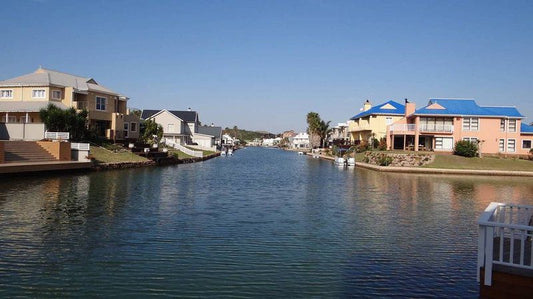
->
xmin=521 ymin=123 xmax=533 ymax=134
xmin=414 ymin=99 xmax=524 ymax=118
xmin=350 ymin=100 xmax=405 ymax=120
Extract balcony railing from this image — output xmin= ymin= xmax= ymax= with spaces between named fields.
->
xmin=45 ymin=131 xmax=70 ymax=140
xmin=389 ymin=124 xmax=454 ymax=133
xmin=478 ymin=202 xmax=533 ymax=286
xmin=419 ymin=124 xmax=454 ymax=133
xmin=389 ymin=124 xmax=416 ymax=132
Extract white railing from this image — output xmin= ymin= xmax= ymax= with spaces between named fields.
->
xmin=419 ymin=124 xmax=454 ymax=133
xmin=45 ymin=131 xmax=70 ymax=140
xmin=478 ymin=202 xmax=533 ymax=286
xmin=389 ymin=124 xmax=416 ymax=132
xmin=71 ymin=143 xmax=90 ymax=151
xmin=165 ymin=140 xmax=203 ymax=157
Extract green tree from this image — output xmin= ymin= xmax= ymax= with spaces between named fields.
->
xmin=39 ymin=104 xmax=88 ymax=141
xmin=141 ymin=119 xmax=163 ymax=144
xmin=306 ymin=112 xmax=321 ymax=148
xmin=317 ymin=120 xmax=332 ymax=148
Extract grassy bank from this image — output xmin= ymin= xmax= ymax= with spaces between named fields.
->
xmin=91 ymin=146 xmax=149 ymax=164
xmin=423 ymin=154 xmax=533 ymax=171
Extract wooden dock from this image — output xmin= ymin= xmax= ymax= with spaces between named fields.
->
xmin=0 ymin=160 xmax=92 ymax=174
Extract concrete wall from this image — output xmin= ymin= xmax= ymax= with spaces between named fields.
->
xmin=0 ymin=123 xmax=45 ymax=140
xmin=37 ymin=141 xmax=71 ymax=161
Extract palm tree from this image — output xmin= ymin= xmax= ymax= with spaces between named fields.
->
xmin=317 ymin=120 xmax=332 ymax=148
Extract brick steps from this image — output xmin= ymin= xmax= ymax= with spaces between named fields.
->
xmin=3 ymin=141 xmax=56 ymax=163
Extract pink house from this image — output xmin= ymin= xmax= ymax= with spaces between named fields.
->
xmin=386 ymin=99 xmax=533 ymax=156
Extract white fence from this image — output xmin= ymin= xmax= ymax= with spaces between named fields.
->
xmin=389 ymin=124 xmax=416 ymax=132
xmin=165 ymin=140 xmax=203 ymax=157
xmin=478 ymin=202 xmax=533 ymax=286
xmin=71 ymin=143 xmax=90 ymax=151
xmin=45 ymin=131 xmax=70 ymax=140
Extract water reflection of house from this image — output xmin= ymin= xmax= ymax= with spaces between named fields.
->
xmin=387 ymin=99 xmax=532 ymax=155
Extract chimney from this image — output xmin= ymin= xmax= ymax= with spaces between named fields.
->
xmin=405 ymin=99 xmax=416 ymax=116
xmin=187 ymin=107 xmax=192 ymax=111
xmin=363 ymin=100 xmax=372 ymax=111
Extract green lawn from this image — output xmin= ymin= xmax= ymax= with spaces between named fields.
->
xmin=423 ymin=154 xmax=533 ymax=171
xmin=183 ymin=146 xmax=216 ymax=156
xmin=168 ymin=149 xmax=194 ymax=159
xmin=91 ymin=146 xmax=149 ymax=163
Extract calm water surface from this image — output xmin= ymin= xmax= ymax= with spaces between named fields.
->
xmin=0 ymin=147 xmax=532 ymax=297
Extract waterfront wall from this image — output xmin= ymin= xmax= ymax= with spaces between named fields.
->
xmin=37 ymin=141 xmax=71 ymax=161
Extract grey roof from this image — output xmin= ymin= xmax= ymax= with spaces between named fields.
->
xmin=0 ymin=67 xmax=121 ymax=96
xmin=0 ymin=101 xmax=69 ymax=112
xmin=198 ymin=125 xmax=222 ymax=138
xmin=142 ymin=109 xmax=198 ymax=123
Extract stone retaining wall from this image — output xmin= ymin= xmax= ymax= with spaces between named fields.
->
xmin=363 ymin=152 xmax=434 ymax=167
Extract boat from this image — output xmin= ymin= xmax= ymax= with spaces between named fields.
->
xmin=298 ymin=151 xmax=304 ymax=155
xmin=334 ymin=157 xmax=345 ymax=166
xmin=220 ymin=150 xmax=226 ymax=156
xmin=228 ymin=149 xmax=233 ymax=156
xmin=347 ymin=157 xmax=356 ymax=166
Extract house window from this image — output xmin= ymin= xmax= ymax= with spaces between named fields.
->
xmin=51 ymin=90 xmax=62 ymax=100
xmin=523 ymin=140 xmax=532 ymax=150
xmin=507 ymin=139 xmax=516 ymax=153
xmin=124 ymin=122 xmax=129 ymax=131
xmin=32 ymin=89 xmax=46 ymax=98
xmin=508 ymin=120 xmax=516 ymax=132
xmin=96 ymin=96 xmax=106 ymax=111
xmin=130 ymin=122 xmax=137 ymax=132
xmin=0 ymin=90 xmax=13 ymax=99
xmin=1 ymin=115 xmax=17 ymax=123
xmin=499 ymin=139 xmax=505 ymax=152
xmin=462 ymin=137 xmax=478 ymax=144
xmin=500 ymin=119 xmax=506 ymax=132
xmin=463 ymin=118 xmax=479 ymax=131
xmin=435 ymin=137 xmax=453 ymax=150
xmin=386 ymin=117 xmax=393 ymax=125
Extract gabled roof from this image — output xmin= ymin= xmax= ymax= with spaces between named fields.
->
xmin=198 ymin=125 xmax=222 ymax=137
xmin=521 ymin=123 xmax=533 ymax=134
xmin=141 ymin=109 xmax=198 ymax=122
xmin=350 ymin=100 xmax=405 ymax=119
xmin=0 ymin=67 xmax=120 ymax=96
xmin=414 ymin=99 xmax=524 ymax=118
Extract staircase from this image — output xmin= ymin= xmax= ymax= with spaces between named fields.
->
xmin=3 ymin=141 xmax=56 ymax=163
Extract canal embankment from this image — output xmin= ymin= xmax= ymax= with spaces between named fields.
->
xmin=307 ymin=152 xmax=533 ymax=177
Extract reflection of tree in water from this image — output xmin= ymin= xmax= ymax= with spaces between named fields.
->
xmin=451 ymin=180 xmax=475 ymax=197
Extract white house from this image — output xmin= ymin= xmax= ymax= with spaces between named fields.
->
xmin=292 ymin=132 xmax=310 ymax=149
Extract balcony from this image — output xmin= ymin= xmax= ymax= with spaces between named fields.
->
xmin=389 ymin=124 xmax=416 ymax=133
xmin=419 ymin=124 xmax=454 ymax=133
xmin=478 ymin=203 xmax=533 ymax=293
xmin=389 ymin=124 xmax=454 ymax=134
xmin=348 ymin=124 xmax=371 ymax=133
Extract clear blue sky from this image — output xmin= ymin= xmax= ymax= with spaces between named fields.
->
xmin=1 ymin=0 xmax=532 ymax=133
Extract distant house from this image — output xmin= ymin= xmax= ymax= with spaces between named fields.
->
xmin=0 ymin=67 xmax=140 ymax=141
xmin=348 ymin=100 xmax=405 ymax=144
xmin=387 ymin=98 xmax=532 ymax=155
xmin=329 ymin=122 xmax=349 ymax=145
xmin=292 ymin=132 xmax=310 ymax=149
xmin=222 ymin=134 xmax=234 ymax=146
xmin=197 ymin=124 xmax=222 ymax=149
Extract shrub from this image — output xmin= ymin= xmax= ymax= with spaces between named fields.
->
xmin=377 ymin=154 xmax=393 ymax=166
xmin=378 ymin=137 xmax=387 ymax=151
xmin=356 ymin=140 xmax=370 ymax=153
xmin=454 ymin=140 xmax=478 ymax=157
xmin=371 ymin=138 xmax=379 ymax=149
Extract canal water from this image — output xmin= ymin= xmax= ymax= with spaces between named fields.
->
xmin=0 ymin=147 xmax=532 ymax=297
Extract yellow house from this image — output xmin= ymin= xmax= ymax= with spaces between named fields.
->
xmin=347 ymin=100 xmax=406 ymax=143
xmin=0 ymin=67 xmax=139 ymax=141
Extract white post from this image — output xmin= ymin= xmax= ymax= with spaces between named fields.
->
xmin=477 ymin=225 xmax=486 ymax=282
xmin=484 ymin=226 xmax=494 ymax=286
xmin=25 ymin=112 xmax=29 ymax=123
xmin=5 ymin=112 xmax=8 ymax=123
